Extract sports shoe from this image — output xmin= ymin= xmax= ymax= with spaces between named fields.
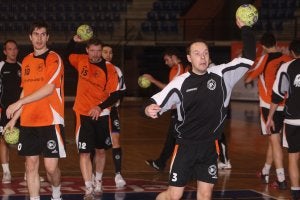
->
xmin=83 ymin=193 xmax=94 ymax=200
xmin=93 ymin=179 xmax=102 ymax=193
xmin=2 ymin=172 xmax=11 ymax=184
xmin=291 ymin=190 xmax=300 ymax=200
xmin=145 ymin=160 xmax=163 ymax=171
xmin=218 ymin=160 xmax=232 ymax=169
xmin=257 ymin=171 xmax=269 ymax=184
xmin=24 ymin=173 xmax=45 ymax=182
xmin=51 ymin=196 xmax=63 ymax=200
xmin=115 ymin=173 xmax=126 ymax=188
xmin=271 ymin=180 xmax=288 ymax=190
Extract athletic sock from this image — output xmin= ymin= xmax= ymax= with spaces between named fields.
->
xmin=112 ymin=148 xmax=122 ymax=173
xmin=51 ymin=184 xmax=61 ymax=199
xmin=262 ymin=163 xmax=271 ymax=175
xmin=2 ymin=163 xmax=10 ymax=174
xmin=30 ymin=196 xmax=40 ymax=200
xmin=276 ymin=168 xmax=285 ymax=182
xmin=95 ymin=172 xmax=103 ymax=181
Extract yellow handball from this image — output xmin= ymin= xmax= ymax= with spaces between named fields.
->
xmin=77 ymin=24 xmax=93 ymax=41
xmin=138 ymin=76 xmax=151 ymax=88
xmin=236 ymin=4 xmax=258 ymax=27
xmin=4 ymin=127 xmax=20 ymax=145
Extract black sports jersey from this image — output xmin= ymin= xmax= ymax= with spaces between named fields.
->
xmin=0 ymin=61 xmax=22 ymax=109
xmin=145 ymin=26 xmax=255 ymax=144
xmin=272 ymin=58 xmax=300 ymax=124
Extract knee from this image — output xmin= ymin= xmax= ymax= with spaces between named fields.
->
xmin=197 ymin=191 xmax=212 ymax=200
xmin=168 ymin=189 xmax=183 ymax=200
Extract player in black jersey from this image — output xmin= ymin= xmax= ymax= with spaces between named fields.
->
xmin=144 ymin=18 xmax=255 ymax=200
xmin=266 ymin=39 xmax=300 ymax=200
xmin=0 ymin=40 xmax=21 ymax=184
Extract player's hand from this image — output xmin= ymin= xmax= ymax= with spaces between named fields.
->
xmin=236 ymin=17 xmax=246 ymax=29
xmin=88 ymin=106 xmax=102 ymax=120
xmin=145 ymin=104 xmax=161 ymax=119
xmin=73 ymin=35 xmax=84 ymax=43
xmin=265 ymin=118 xmax=275 ymax=135
xmin=142 ymin=74 xmax=155 ymax=83
xmin=6 ymin=100 xmax=22 ymax=119
xmin=3 ymin=120 xmax=16 ymax=134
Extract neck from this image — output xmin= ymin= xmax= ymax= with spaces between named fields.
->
xmin=34 ymin=48 xmax=48 ymax=56
xmin=5 ymin=59 xmax=17 ymax=63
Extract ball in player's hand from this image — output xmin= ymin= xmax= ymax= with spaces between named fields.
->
xmin=77 ymin=24 xmax=93 ymax=41
xmin=4 ymin=127 xmax=20 ymax=145
xmin=236 ymin=4 xmax=258 ymax=27
xmin=138 ymin=76 xmax=151 ymax=88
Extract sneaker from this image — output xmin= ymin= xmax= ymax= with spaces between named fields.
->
xmin=83 ymin=193 xmax=94 ymax=200
xmin=271 ymin=180 xmax=288 ymax=190
xmin=145 ymin=160 xmax=163 ymax=171
xmin=2 ymin=172 xmax=11 ymax=184
xmin=93 ymin=179 xmax=102 ymax=193
xmin=291 ymin=190 xmax=300 ymax=200
xmin=24 ymin=173 xmax=45 ymax=182
xmin=257 ymin=171 xmax=269 ymax=184
xmin=51 ymin=196 xmax=63 ymax=200
xmin=218 ymin=160 xmax=232 ymax=169
xmin=115 ymin=173 xmax=126 ymax=188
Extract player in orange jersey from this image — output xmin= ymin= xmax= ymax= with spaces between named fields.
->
xmin=245 ymin=32 xmax=292 ymax=189
xmin=5 ymin=21 xmax=65 ymax=200
xmin=143 ymin=48 xmax=184 ymax=171
xmin=68 ymin=36 xmax=118 ymax=199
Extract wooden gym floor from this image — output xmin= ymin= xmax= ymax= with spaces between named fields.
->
xmin=0 ymin=99 xmax=293 ymax=199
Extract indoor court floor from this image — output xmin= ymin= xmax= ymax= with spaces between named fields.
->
xmin=0 ymin=99 xmax=293 ymax=199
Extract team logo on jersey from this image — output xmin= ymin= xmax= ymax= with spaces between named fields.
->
xmin=207 ymin=79 xmax=216 ymax=90
xmin=47 ymin=140 xmax=56 ymax=150
xmin=94 ymin=71 xmax=100 ymax=78
xmin=208 ymin=165 xmax=217 ymax=178
xmin=37 ymin=63 xmax=44 ymax=72
xmin=294 ymin=74 xmax=300 ymax=87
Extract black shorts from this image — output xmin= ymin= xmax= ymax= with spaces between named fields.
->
xmin=284 ymin=123 xmax=300 ymax=153
xmin=169 ymin=140 xmax=218 ymax=187
xmin=0 ymin=108 xmax=20 ymax=135
xmin=261 ymin=107 xmax=284 ymax=135
xmin=18 ymin=124 xmax=66 ymax=158
xmin=75 ymin=113 xmax=112 ymax=153
xmin=110 ymin=106 xmax=120 ymax=134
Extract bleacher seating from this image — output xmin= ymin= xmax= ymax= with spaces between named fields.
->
xmin=141 ymin=0 xmax=196 ymax=34
xmin=0 ymin=0 xmax=128 ymax=34
xmin=254 ymin=0 xmax=298 ymax=31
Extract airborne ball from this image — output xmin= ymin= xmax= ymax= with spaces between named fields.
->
xmin=4 ymin=127 xmax=20 ymax=145
xmin=138 ymin=76 xmax=151 ymax=88
xmin=77 ymin=24 xmax=93 ymax=41
xmin=236 ymin=4 xmax=258 ymax=27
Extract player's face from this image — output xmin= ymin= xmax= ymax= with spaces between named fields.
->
xmin=102 ymin=46 xmax=113 ymax=62
xmin=3 ymin=42 xmax=18 ymax=63
xmin=86 ymin=44 xmax=102 ymax=63
xmin=163 ymin=55 xmax=174 ymax=67
xmin=187 ymin=42 xmax=210 ymax=75
xmin=29 ymin=27 xmax=49 ymax=51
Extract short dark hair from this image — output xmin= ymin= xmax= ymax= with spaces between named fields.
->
xmin=260 ymin=32 xmax=276 ymax=48
xmin=3 ymin=39 xmax=18 ymax=50
xmin=86 ymin=38 xmax=103 ymax=48
xmin=289 ymin=39 xmax=300 ymax=56
xmin=186 ymin=39 xmax=208 ymax=55
xmin=29 ymin=21 xmax=49 ymax=35
xmin=163 ymin=48 xmax=181 ymax=58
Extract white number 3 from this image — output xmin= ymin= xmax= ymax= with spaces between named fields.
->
xmin=171 ymin=173 xmax=178 ymax=182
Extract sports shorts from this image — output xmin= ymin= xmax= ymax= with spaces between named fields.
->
xmin=169 ymin=140 xmax=218 ymax=187
xmin=260 ymin=107 xmax=284 ymax=135
xmin=18 ymin=124 xmax=66 ymax=158
xmin=283 ymin=123 xmax=300 ymax=153
xmin=75 ymin=113 xmax=112 ymax=153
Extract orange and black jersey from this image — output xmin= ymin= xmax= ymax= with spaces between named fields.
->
xmin=21 ymin=50 xmax=64 ymax=126
xmin=68 ymin=53 xmax=118 ymax=116
xmin=246 ymin=52 xmax=292 ymax=108
xmin=169 ymin=63 xmax=184 ymax=82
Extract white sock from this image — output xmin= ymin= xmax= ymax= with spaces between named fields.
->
xmin=2 ymin=163 xmax=10 ymax=174
xmin=291 ymin=187 xmax=300 ymax=190
xmin=276 ymin=168 xmax=285 ymax=182
xmin=30 ymin=196 xmax=40 ymax=200
xmin=95 ymin=172 xmax=103 ymax=181
xmin=51 ymin=185 xmax=61 ymax=199
xmin=262 ymin=163 xmax=271 ymax=175
xmin=85 ymin=181 xmax=93 ymax=194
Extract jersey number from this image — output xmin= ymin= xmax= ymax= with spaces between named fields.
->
xmin=78 ymin=142 xmax=87 ymax=149
xmin=171 ymin=173 xmax=178 ymax=182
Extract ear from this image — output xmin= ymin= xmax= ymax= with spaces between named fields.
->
xmin=187 ymin=55 xmax=192 ymax=62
